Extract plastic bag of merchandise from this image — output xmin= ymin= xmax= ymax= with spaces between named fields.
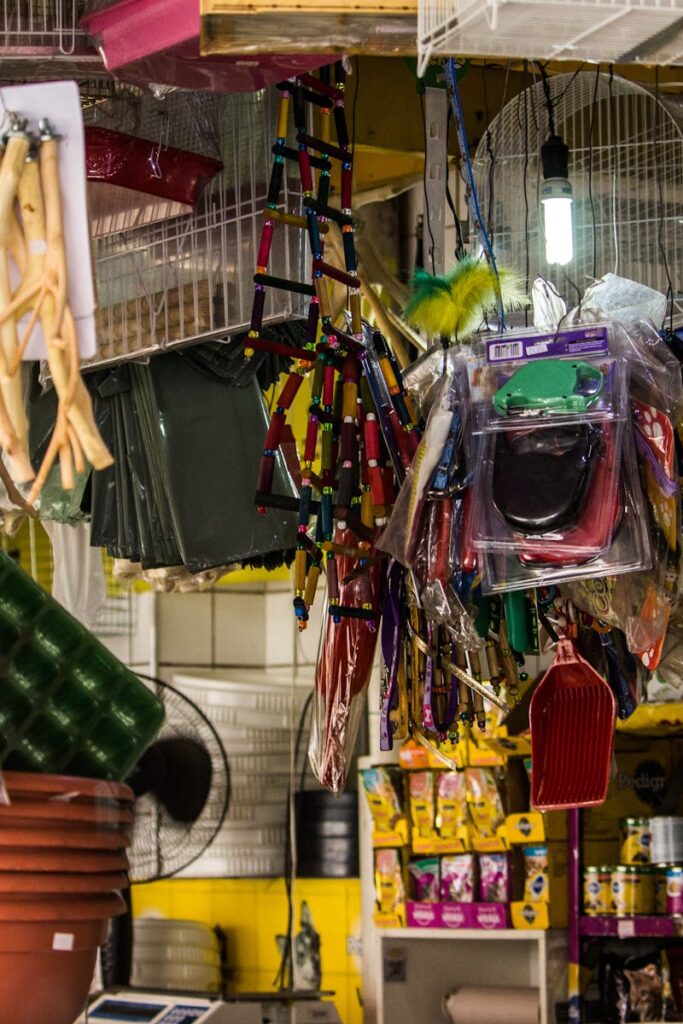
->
xmin=308 ymin=530 xmax=382 ymax=793
xmin=647 ymin=609 xmax=683 ymax=702
xmin=577 ymin=273 xmax=668 ymax=330
xmin=377 ymin=354 xmax=472 ymax=569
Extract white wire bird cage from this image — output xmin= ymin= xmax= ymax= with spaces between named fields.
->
xmin=86 ymin=87 xmax=304 ymax=366
xmin=472 ymin=71 xmax=683 ymax=317
xmin=418 ymin=0 xmax=683 ymax=75
xmin=0 ymin=0 xmax=93 ymax=56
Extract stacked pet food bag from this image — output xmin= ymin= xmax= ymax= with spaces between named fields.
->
xmin=362 ymin=748 xmax=567 ymax=931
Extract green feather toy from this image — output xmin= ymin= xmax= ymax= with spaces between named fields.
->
xmin=404 ymin=256 xmax=526 ymax=340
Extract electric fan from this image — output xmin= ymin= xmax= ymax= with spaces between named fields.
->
xmin=101 ymin=674 xmax=230 ymax=987
xmin=126 ymin=675 xmax=230 ymax=882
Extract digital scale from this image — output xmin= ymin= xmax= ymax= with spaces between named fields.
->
xmin=77 ymin=991 xmax=342 ymax=1024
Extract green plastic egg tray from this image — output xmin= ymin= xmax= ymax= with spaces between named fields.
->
xmin=0 ymin=551 xmax=164 ymax=780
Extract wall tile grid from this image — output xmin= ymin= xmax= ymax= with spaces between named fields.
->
xmin=132 ymin=877 xmax=363 ymax=1024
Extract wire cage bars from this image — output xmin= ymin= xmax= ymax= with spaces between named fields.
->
xmin=418 ymin=0 xmax=683 ymax=76
xmin=87 ymin=87 xmax=304 ymax=367
xmin=472 ymin=71 xmax=683 ymax=318
xmin=0 ymin=0 xmax=92 ymax=56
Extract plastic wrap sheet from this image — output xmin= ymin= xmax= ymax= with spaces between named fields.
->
xmin=145 ymin=350 xmax=298 ymax=572
xmin=309 ymin=531 xmax=382 ymax=793
xmin=85 ymin=126 xmax=222 ymax=206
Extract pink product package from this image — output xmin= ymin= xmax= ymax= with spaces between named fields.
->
xmin=440 ymin=855 xmax=476 ymax=903
xmin=478 ymin=853 xmax=510 ymax=903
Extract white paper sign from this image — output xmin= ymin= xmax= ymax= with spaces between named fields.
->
xmin=0 ymin=80 xmax=97 ymax=361
xmin=52 ymin=931 xmax=75 ymax=951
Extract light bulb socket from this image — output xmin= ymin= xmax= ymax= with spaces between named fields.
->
xmin=541 ymin=177 xmax=573 ymax=202
xmin=541 ymin=134 xmax=569 ymax=181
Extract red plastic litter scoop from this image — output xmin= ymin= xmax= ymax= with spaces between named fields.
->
xmin=530 ymin=639 xmax=616 ymax=811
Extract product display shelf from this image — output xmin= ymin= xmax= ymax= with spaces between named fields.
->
xmin=571 ymin=711 xmax=683 ymax=1024
xmin=580 ymin=916 xmax=683 ymax=939
xmin=358 ymin=757 xmax=568 ymax=1024
xmin=380 ymin=927 xmax=543 ymax=940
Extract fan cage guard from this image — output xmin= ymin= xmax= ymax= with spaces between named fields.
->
xmin=130 ymin=677 xmax=231 ymax=884
xmin=86 ymin=87 xmax=304 ymax=368
xmin=472 ymin=71 xmax=683 ymax=318
xmin=417 ymin=0 xmax=683 ymax=74
xmin=0 ymin=0 xmax=92 ymax=56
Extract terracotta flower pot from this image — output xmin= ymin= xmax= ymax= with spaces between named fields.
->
xmin=0 ymin=824 xmax=131 ymax=850
xmin=0 ymin=848 xmax=130 ymax=873
xmin=0 ymin=917 xmax=108 ymax=952
xmin=0 ymin=918 xmax=111 ymax=1024
xmin=0 ymin=892 xmax=126 ymax=920
xmin=0 ymin=871 xmax=128 ymax=894
xmin=0 ymin=800 xmax=133 ymax=826
xmin=2 ymin=771 xmax=134 ymax=803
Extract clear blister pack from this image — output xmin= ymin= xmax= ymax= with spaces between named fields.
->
xmin=470 ymin=417 xmax=626 ymax=559
xmin=472 ymin=323 xmax=629 ymax=435
xmin=479 ymin=423 xmax=652 ymax=594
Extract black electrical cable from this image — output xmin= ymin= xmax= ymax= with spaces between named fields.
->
xmin=587 ymin=64 xmax=601 ymax=280
xmin=539 ymin=63 xmax=556 ymax=137
xmin=481 ymin=65 xmax=496 ymax=247
xmin=445 ymin=106 xmax=465 ymax=259
xmin=420 ymin=91 xmax=437 ymax=274
xmin=276 ymin=689 xmax=315 ymax=991
xmin=554 ymin=64 xmax=586 ymax=105
xmin=653 ymin=65 xmax=675 ymax=332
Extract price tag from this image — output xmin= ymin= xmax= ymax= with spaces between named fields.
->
xmin=617 ymin=919 xmax=636 ymax=939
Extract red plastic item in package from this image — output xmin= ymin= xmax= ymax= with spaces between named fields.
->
xmin=309 ymin=531 xmax=382 ymax=793
xmin=85 ymin=126 xmax=222 ymax=207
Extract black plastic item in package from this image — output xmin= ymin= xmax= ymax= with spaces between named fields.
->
xmin=143 ymin=349 xmax=297 ymax=572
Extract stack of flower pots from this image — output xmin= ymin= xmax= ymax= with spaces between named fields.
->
xmin=0 ymin=771 xmax=132 ymax=1024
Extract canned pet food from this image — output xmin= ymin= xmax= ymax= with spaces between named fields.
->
xmin=656 ymin=865 xmax=683 ymax=916
xmin=637 ymin=866 xmax=655 ymax=914
xmin=620 ymin=817 xmax=652 ymax=865
xmin=655 ymin=865 xmax=667 ymax=914
xmin=611 ymin=865 xmax=652 ymax=915
xmin=584 ymin=867 xmax=609 ymax=915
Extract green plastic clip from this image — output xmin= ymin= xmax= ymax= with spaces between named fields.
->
xmin=493 ymin=358 xmax=604 ymax=415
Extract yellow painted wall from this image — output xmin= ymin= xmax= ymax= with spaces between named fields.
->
xmin=132 ymin=877 xmax=363 ymax=1024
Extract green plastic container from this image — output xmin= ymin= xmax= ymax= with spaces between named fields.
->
xmin=0 ymin=552 xmax=164 ymax=780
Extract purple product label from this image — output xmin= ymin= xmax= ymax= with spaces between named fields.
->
xmin=486 ymin=325 xmax=609 ymax=364
xmin=406 ymin=901 xmax=440 ymax=928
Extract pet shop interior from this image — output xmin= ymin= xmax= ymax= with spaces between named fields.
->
xmin=0 ymin=4 xmax=682 ymax=1024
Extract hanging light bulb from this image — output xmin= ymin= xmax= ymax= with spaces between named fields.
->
xmin=541 ymin=134 xmax=573 ymax=267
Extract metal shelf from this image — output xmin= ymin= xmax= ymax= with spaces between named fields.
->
xmin=379 ymin=928 xmax=549 ymax=941
xmin=580 ymin=916 xmax=683 ymax=939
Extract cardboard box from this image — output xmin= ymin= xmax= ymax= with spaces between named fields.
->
xmin=406 ymin=901 xmax=510 ymax=929
xmin=374 ymin=909 xmax=405 ymax=929
xmin=411 ymin=829 xmax=470 ymax=855
xmin=511 ymin=899 xmax=567 ymax=930
xmin=372 ymin=819 xmax=409 ymax=849
xmin=507 ymin=811 xmax=567 ymax=844
xmin=582 ymin=737 xmax=683 ymax=841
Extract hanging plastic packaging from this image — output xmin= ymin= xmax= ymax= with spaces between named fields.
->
xmin=309 ymin=530 xmax=382 ymax=793
xmin=480 ymin=422 xmax=651 ymax=593
xmin=378 ymin=354 xmax=472 ymax=569
xmin=471 ymin=323 xmax=628 ymax=435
